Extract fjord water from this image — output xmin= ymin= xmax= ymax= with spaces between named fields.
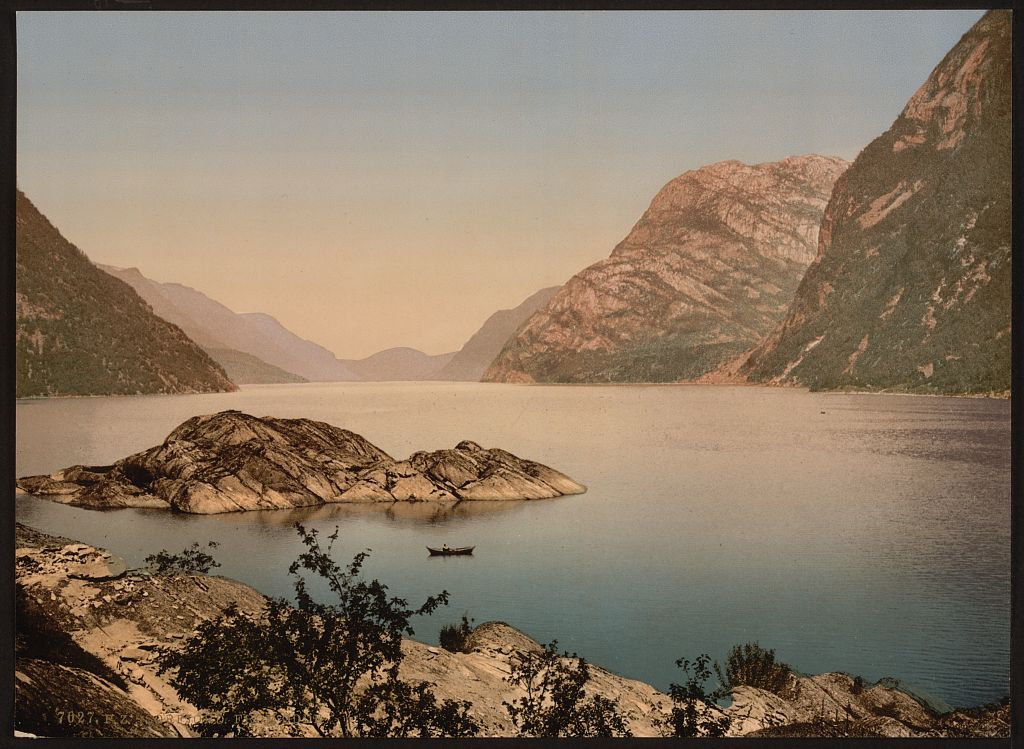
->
xmin=15 ymin=383 xmax=1010 ymax=708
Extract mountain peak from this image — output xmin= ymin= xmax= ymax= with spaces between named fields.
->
xmin=733 ymin=10 xmax=1010 ymax=394
xmin=484 ymin=154 xmax=847 ymax=384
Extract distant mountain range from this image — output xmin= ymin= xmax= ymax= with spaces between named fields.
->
xmin=17 ymin=14 xmax=1007 ymax=398
xmin=484 ymin=155 xmax=848 ymax=383
xmin=15 ymin=192 xmax=236 ymax=398
xmin=717 ymin=10 xmax=1011 ymax=395
xmin=438 ymin=287 xmax=560 ymax=381
xmin=203 ymin=348 xmax=307 ymax=385
xmin=100 ymin=264 xmax=558 ymax=384
xmin=98 ymin=265 xmax=357 ymax=383
xmin=340 ymin=347 xmax=456 ymax=382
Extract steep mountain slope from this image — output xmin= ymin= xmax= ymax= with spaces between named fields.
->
xmin=733 ymin=11 xmax=1011 ymax=395
xmin=341 ymin=347 xmax=456 ymax=381
xmin=15 ymin=192 xmax=236 ymax=398
xmin=101 ymin=266 xmax=356 ymax=383
xmin=483 ymin=155 xmax=848 ymax=383
xmin=238 ymin=313 xmax=358 ymax=382
xmin=436 ymin=287 xmax=560 ymax=381
xmin=203 ymin=348 xmax=308 ymax=384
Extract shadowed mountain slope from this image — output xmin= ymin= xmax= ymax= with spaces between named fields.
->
xmin=15 ymin=192 xmax=236 ymax=398
xmin=100 ymin=266 xmax=356 ymax=383
xmin=437 ymin=287 xmax=560 ymax=381
xmin=727 ymin=11 xmax=1010 ymax=395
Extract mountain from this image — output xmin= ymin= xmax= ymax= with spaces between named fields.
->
xmin=15 ymin=192 xmax=236 ymax=398
xmin=435 ymin=287 xmax=560 ymax=381
xmin=342 ymin=347 xmax=457 ymax=381
xmin=483 ymin=155 xmax=849 ymax=383
xmin=729 ymin=11 xmax=1010 ymax=395
xmin=100 ymin=266 xmax=357 ymax=383
xmin=203 ymin=348 xmax=307 ymax=385
xmin=237 ymin=312 xmax=358 ymax=382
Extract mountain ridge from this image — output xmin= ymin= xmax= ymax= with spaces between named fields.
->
xmin=15 ymin=192 xmax=236 ymax=398
xmin=724 ymin=10 xmax=1011 ymax=395
xmin=438 ymin=287 xmax=560 ymax=381
xmin=100 ymin=265 xmax=356 ymax=383
xmin=483 ymin=154 xmax=849 ymax=383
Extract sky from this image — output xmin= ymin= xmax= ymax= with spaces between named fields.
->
xmin=17 ymin=10 xmax=985 ymax=359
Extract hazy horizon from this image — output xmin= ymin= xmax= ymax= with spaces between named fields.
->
xmin=18 ymin=10 xmax=984 ymax=359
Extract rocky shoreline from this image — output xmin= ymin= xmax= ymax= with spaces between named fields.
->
xmin=15 ymin=410 xmax=586 ymax=514
xmin=14 ymin=523 xmax=1008 ymax=738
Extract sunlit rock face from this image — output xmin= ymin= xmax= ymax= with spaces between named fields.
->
xmin=731 ymin=11 xmax=1011 ymax=395
xmin=483 ymin=155 xmax=848 ymax=383
xmin=16 ymin=411 xmax=586 ymax=514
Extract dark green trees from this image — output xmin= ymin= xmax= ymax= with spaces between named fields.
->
xmin=158 ymin=524 xmax=477 ymax=738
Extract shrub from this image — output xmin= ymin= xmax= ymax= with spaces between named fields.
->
xmin=144 ymin=542 xmax=220 ymax=575
xmin=715 ymin=641 xmax=791 ymax=694
xmin=438 ymin=615 xmax=474 ymax=653
xmin=158 ymin=524 xmax=478 ymax=738
xmin=503 ymin=641 xmax=632 ymax=737
xmin=661 ymin=654 xmax=732 ymax=738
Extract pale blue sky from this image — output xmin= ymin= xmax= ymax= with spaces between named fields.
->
xmin=18 ymin=10 xmax=985 ymax=358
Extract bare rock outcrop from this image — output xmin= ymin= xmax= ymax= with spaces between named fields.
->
xmin=729 ymin=11 xmax=1010 ymax=395
xmin=484 ymin=155 xmax=848 ymax=383
xmin=13 ymin=524 xmax=1008 ymax=738
xmin=16 ymin=410 xmax=586 ymax=514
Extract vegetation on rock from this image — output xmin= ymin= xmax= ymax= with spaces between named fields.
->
xmin=736 ymin=11 xmax=1011 ymax=395
xmin=438 ymin=614 xmax=475 ymax=653
xmin=715 ymin=641 xmax=792 ymax=694
xmin=158 ymin=524 xmax=478 ymax=737
xmin=15 ymin=191 xmax=236 ymax=398
xmin=660 ymin=653 xmax=733 ymax=737
xmin=144 ymin=542 xmax=221 ymax=575
xmin=502 ymin=640 xmax=633 ymax=737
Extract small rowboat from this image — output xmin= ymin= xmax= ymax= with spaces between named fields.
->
xmin=427 ymin=546 xmax=475 ymax=556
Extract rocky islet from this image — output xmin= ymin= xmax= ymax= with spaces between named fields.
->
xmin=16 ymin=410 xmax=587 ymax=514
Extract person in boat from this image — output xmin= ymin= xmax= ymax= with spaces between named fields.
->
xmin=442 ymin=544 xmax=451 ymax=552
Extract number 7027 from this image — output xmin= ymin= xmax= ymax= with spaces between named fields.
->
xmin=56 ymin=710 xmax=105 ymax=726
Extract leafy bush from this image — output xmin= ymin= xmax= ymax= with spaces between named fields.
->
xmin=158 ymin=524 xmax=478 ymax=738
xmin=715 ymin=641 xmax=792 ymax=694
xmin=503 ymin=641 xmax=632 ymax=737
xmin=438 ymin=615 xmax=474 ymax=653
xmin=144 ymin=542 xmax=221 ymax=575
xmin=660 ymin=654 xmax=732 ymax=738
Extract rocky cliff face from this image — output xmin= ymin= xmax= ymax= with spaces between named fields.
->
xmin=435 ymin=287 xmax=560 ymax=381
xmin=731 ymin=11 xmax=1010 ymax=394
xmin=17 ymin=411 xmax=586 ymax=514
xmin=483 ymin=155 xmax=848 ymax=383
xmin=15 ymin=193 xmax=236 ymax=398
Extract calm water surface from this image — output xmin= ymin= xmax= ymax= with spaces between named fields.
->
xmin=15 ymin=383 xmax=1010 ymax=708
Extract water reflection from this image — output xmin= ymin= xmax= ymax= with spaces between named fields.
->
xmin=200 ymin=498 xmax=533 ymax=527
xmin=14 ymin=383 xmax=1010 ymax=707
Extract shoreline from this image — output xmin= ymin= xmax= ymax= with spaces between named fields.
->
xmin=16 ymin=379 xmax=1011 ymax=402
xmin=13 ymin=522 xmax=1011 ymax=739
